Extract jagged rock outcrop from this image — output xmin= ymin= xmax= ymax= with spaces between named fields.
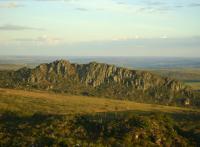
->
xmin=0 ymin=59 xmax=198 ymax=106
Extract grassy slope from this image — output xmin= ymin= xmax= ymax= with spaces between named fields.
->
xmin=0 ymin=88 xmax=196 ymax=115
xmin=0 ymin=88 xmax=200 ymax=146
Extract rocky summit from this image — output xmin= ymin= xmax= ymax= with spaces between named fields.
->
xmin=0 ymin=60 xmax=199 ymax=107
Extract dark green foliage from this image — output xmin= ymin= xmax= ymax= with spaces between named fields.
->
xmin=0 ymin=111 xmax=199 ymax=146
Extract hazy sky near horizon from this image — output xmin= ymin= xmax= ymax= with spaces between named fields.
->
xmin=0 ymin=0 xmax=200 ymax=57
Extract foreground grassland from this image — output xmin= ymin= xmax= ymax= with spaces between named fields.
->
xmin=0 ymin=88 xmax=200 ymax=146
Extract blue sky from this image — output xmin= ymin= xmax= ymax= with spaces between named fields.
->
xmin=0 ymin=0 xmax=200 ymax=57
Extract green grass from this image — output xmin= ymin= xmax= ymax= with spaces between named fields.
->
xmin=0 ymin=88 xmax=195 ymax=116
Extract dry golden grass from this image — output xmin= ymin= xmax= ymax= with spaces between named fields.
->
xmin=0 ymin=88 xmax=198 ymax=115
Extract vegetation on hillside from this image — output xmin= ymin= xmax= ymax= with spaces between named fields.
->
xmin=1 ymin=110 xmax=200 ymax=146
xmin=0 ymin=88 xmax=200 ymax=146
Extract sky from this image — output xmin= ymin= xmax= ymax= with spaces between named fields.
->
xmin=0 ymin=0 xmax=200 ymax=57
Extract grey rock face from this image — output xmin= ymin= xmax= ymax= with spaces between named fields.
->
xmin=0 ymin=59 xmax=195 ymax=106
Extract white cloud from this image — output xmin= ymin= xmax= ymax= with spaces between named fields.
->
xmin=62 ymin=0 xmax=140 ymax=13
xmin=0 ymin=24 xmax=44 ymax=31
xmin=111 ymin=35 xmax=142 ymax=41
xmin=160 ymin=35 xmax=168 ymax=39
xmin=14 ymin=35 xmax=63 ymax=45
xmin=0 ymin=2 xmax=24 ymax=8
xmin=189 ymin=3 xmax=200 ymax=7
xmin=60 ymin=0 xmax=199 ymax=14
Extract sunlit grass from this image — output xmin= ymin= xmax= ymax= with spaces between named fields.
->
xmin=0 ymin=88 xmax=197 ymax=116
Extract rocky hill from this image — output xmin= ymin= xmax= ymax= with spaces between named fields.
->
xmin=0 ymin=60 xmax=199 ymax=106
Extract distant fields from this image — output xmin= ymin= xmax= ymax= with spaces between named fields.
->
xmin=186 ymin=82 xmax=200 ymax=90
xmin=145 ymin=68 xmax=200 ymax=90
xmin=0 ymin=64 xmax=27 ymax=71
xmin=151 ymin=68 xmax=200 ymax=81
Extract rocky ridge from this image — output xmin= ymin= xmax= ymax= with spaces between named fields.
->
xmin=0 ymin=59 xmax=197 ymax=106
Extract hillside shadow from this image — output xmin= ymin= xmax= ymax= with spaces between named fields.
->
xmin=0 ymin=111 xmax=64 ymax=125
